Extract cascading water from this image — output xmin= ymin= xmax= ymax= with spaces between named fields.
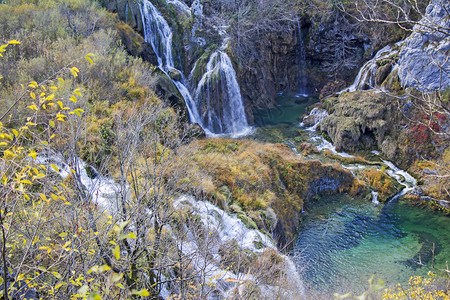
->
xmin=140 ymin=0 xmax=174 ymax=68
xmin=343 ymin=45 xmax=396 ymax=92
xmin=296 ymin=21 xmax=308 ymax=97
xmin=193 ymin=51 xmax=251 ymax=136
xmin=140 ymin=0 xmax=251 ymax=137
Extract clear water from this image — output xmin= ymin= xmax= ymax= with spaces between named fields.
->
xmin=293 ymin=195 xmax=450 ymax=296
xmin=250 ymin=92 xmax=316 ymax=143
xmin=253 ymin=92 xmax=316 ymax=127
xmin=250 ymin=93 xmax=450 ymax=296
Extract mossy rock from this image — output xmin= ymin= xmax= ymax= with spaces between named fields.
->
xmin=375 ymin=63 xmax=392 ymax=86
xmin=381 ymin=68 xmax=402 ymax=93
xmin=320 ymin=91 xmax=400 ymax=152
xmin=152 ymin=68 xmax=188 ymax=119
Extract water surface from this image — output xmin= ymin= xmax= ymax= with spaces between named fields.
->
xmin=293 ymin=195 xmax=450 ymax=296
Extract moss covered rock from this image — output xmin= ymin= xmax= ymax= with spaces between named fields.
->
xmin=320 ymin=91 xmax=401 ymax=152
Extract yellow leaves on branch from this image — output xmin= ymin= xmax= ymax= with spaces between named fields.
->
xmin=0 ymin=40 xmax=20 ymax=57
xmin=85 ymin=53 xmax=94 ymax=64
xmin=70 ymin=67 xmax=80 ymax=77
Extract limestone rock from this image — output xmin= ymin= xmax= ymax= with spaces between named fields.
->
xmin=397 ymin=0 xmax=450 ymax=91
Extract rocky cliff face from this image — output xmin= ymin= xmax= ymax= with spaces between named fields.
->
xmin=238 ymin=18 xmax=371 ymax=122
xmin=397 ymin=0 xmax=450 ymax=91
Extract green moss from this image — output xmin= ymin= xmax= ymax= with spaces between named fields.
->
xmin=237 ymin=213 xmax=259 ymax=230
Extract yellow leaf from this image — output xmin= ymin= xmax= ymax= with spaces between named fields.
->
xmin=52 ymin=272 xmax=62 ymax=279
xmin=8 ymin=40 xmax=20 ymax=45
xmin=12 ymin=129 xmax=19 ymax=137
xmin=119 ymin=232 xmax=137 ymax=240
xmin=34 ymin=173 xmax=45 ymax=179
xmin=49 ymin=120 xmax=55 ymax=128
xmin=30 ymin=92 xmax=36 ymax=100
xmin=46 ymin=94 xmax=55 ymax=101
xmin=39 ymin=193 xmax=48 ymax=202
xmin=4 ymin=150 xmax=15 ymax=158
xmin=131 ymin=289 xmax=150 ymax=296
xmin=50 ymin=86 xmax=58 ymax=90
xmin=55 ymin=281 xmax=66 ymax=289
xmin=98 ymin=265 xmax=111 ymax=272
xmin=113 ymin=245 xmax=120 ymax=260
xmin=59 ymin=232 xmax=67 ymax=238
xmin=28 ymin=152 xmax=37 ymax=160
xmin=70 ymin=67 xmax=79 ymax=77
xmin=85 ymin=56 xmax=93 ymax=64
xmin=87 ymin=266 xmax=99 ymax=274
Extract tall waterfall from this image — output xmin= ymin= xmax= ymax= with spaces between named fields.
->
xmin=193 ymin=51 xmax=251 ymax=136
xmin=140 ymin=0 xmax=250 ymax=137
xmin=296 ymin=21 xmax=308 ymax=97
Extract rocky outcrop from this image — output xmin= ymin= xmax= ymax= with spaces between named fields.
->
xmin=397 ymin=0 xmax=450 ymax=91
xmin=338 ymin=0 xmax=450 ymax=94
xmin=320 ymin=91 xmax=402 ymax=152
xmin=104 ymin=0 xmax=143 ymax=32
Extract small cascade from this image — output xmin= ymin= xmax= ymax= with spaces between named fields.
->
xmin=381 ymin=159 xmax=417 ymax=200
xmin=344 ymin=45 xmax=394 ymax=92
xmin=296 ymin=21 xmax=308 ymax=97
xmin=36 ymin=152 xmax=124 ymax=213
xmin=371 ymin=191 xmax=380 ymax=205
xmin=193 ymin=51 xmax=251 ymax=137
xmin=300 ymin=107 xmax=329 ymax=131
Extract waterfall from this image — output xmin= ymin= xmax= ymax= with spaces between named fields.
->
xmin=193 ymin=51 xmax=251 ymax=137
xmin=296 ymin=21 xmax=308 ymax=97
xmin=344 ymin=45 xmax=393 ymax=92
xmin=140 ymin=0 xmax=174 ymax=68
xmin=140 ymin=0 xmax=251 ymax=137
